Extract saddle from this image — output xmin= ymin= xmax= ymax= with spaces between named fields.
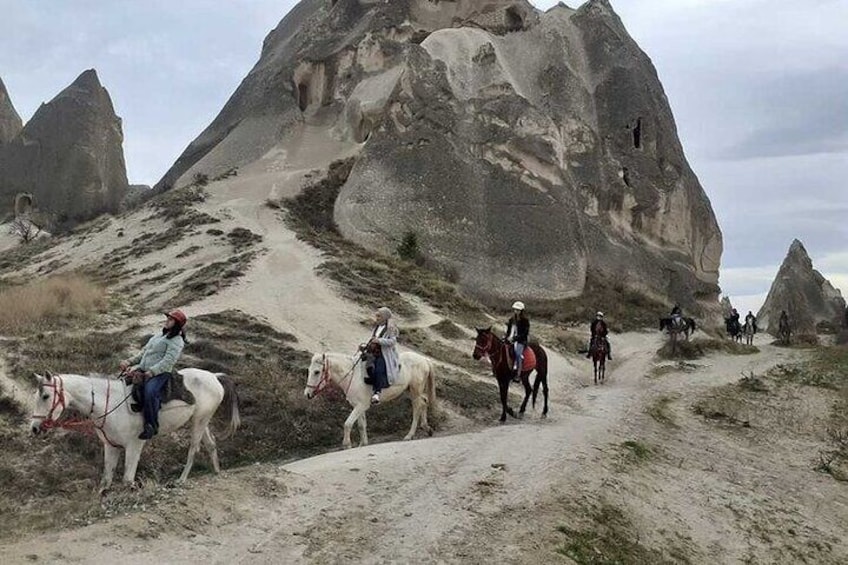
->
xmin=126 ymin=371 xmax=196 ymax=408
xmin=507 ymin=344 xmax=537 ymax=372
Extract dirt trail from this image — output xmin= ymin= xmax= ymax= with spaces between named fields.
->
xmin=5 ymin=332 xmax=833 ymax=564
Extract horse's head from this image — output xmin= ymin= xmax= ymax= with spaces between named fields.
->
xmin=659 ymin=318 xmax=667 ymax=331
xmin=30 ymin=371 xmax=64 ymax=435
xmin=473 ymin=327 xmax=494 ymax=360
xmin=304 ymin=353 xmax=327 ymax=400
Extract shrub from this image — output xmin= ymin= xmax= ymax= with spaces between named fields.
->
xmin=396 ymin=231 xmax=424 ymax=265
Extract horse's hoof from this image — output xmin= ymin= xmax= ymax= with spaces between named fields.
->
xmin=542 ymin=413 xmax=548 ymax=419
xmin=342 ymin=443 xmax=352 ymax=450
xmin=427 ymin=428 xmax=434 ymax=437
xmin=517 ymin=412 xmax=525 ymax=420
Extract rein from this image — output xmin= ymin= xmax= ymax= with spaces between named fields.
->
xmin=308 ymin=355 xmax=359 ymax=398
xmin=33 ymin=374 xmax=132 ymax=447
xmin=475 ymin=333 xmax=511 ymax=374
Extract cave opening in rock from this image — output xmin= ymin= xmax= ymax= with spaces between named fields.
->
xmin=632 ymin=117 xmax=642 ymax=149
xmin=505 ymin=7 xmax=524 ymax=32
xmin=297 ymin=81 xmax=309 ymax=112
xmin=14 ymin=193 xmax=34 ymax=217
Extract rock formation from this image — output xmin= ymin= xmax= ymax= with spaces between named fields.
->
xmin=757 ymin=239 xmax=846 ymax=336
xmin=0 ymin=77 xmax=23 ymax=145
xmin=0 ymin=69 xmax=128 ymax=226
xmin=720 ymin=296 xmax=734 ymax=318
xmin=158 ymin=0 xmax=723 ymax=308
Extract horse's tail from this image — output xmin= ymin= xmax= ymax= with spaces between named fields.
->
xmin=216 ymin=374 xmax=241 ymax=439
xmin=688 ymin=317 xmax=697 ymax=332
xmin=532 ymin=345 xmax=548 ymax=410
xmin=425 ymin=361 xmax=437 ymax=415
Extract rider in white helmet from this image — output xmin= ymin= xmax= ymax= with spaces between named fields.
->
xmin=587 ymin=311 xmax=612 ymax=360
xmin=504 ymin=301 xmax=530 ymax=383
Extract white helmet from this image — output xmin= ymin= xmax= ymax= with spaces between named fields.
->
xmin=512 ymin=301 xmax=525 ymax=311
xmin=596 ymin=311 xmax=604 ymax=318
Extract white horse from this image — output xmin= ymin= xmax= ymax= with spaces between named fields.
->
xmin=743 ymin=319 xmax=756 ymax=346
xmin=304 ymin=351 xmax=436 ymax=448
xmin=30 ymin=369 xmax=240 ymax=492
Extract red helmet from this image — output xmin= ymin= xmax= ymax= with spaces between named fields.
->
xmin=166 ymin=309 xmax=187 ymax=326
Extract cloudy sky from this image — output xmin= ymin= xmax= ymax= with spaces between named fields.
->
xmin=1 ymin=0 xmax=845 ymax=312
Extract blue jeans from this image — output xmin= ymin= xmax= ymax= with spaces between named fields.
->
xmin=513 ymin=343 xmax=525 ymax=373
xmin=142 ymin=373 xmax=171 ymax=431
xmin=371 ymin=356 xmax=389 ymax=393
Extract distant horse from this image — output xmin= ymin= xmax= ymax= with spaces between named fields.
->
xmin=304 ymin=351 xmax=436 ymax=448
xmin=743 ymin=319 xmax=756 ymax=346
xmin=30 ymin=369 xmax=240 ymax=492
xmin=725 ymin=317 xmax=742 ymax=343
xmin=778 ymin=316 xmax=792 ymax=345
xmin=590 ymin=336 xmax=607 ymax=385
xmin=659 ymin=316 xmax=696 ymax=354
xmin=472 ymin=328 xmax=549 ymax=422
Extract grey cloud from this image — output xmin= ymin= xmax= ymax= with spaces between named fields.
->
xmin=719 ymin=68 xmax=848 ymax=160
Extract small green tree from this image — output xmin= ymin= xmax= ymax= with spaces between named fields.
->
xmin=396 ymin=231 xmax=424 ymax=264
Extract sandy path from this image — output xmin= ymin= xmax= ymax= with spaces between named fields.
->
xmin=6 ymin=331 xmax=804 ymax=564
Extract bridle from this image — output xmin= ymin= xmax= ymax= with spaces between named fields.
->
xmin=32 ymin=374 xmax=132 ymax=447
xmin=306 ymin=354 xmax=358 ymax=398
xmin=474 ymin=331 xmax=510 ymax=370
xmin=32 ymin=377 xmax=66 ymax=428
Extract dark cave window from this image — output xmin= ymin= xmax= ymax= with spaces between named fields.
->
xmin=632 ymin=117 xmax=642 ymax=149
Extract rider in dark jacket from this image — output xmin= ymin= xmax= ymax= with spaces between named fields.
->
xmin=586 ymin=312 xmax=612 ymax=360
xmin=505 ymin=301 xmax=530 ymax=382
xmin=745 ymin=311 xmax=757 ymax=333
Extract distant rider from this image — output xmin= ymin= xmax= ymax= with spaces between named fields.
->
xmin=745 ymin=310 xmax=757 ymax=333
xmin=586 ymin=311 xmax=612 ymax=361
xmin=504 ymin=302 xmax=530 ymax=383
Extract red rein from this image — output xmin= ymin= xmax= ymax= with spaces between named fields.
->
xmin=33 ymin=376 xmax=123 ymax=447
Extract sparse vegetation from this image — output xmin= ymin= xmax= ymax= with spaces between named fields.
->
xmin=0 ymin=275 xmax=106 ymax=335
xmin=657 ymin=338 xmax=758 ymax=360
xmin=281 ymin=158 xmax=486 ymax=325
xmin=646 ymin=395 xmax=677 ymax=427
xmin=618 ymin=440 xmax=655 ymax=465
xmin=556 ymin=502 xmax=679 ymax=564
xmin=527 ymin=275 xmax=668 ymax=331
xmin=166 ymin=251 xmax=260 ymax=308
xmin=430 ymin=319 xmax=466 ymax=340
xmin=403 ymin=327 xmax=486 ymax=373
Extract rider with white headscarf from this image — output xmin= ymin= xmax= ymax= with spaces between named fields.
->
xmin=362 ymin=306 xmax=400 ymax=404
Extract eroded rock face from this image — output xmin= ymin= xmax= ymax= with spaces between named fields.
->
xmin=0 ymin=69 xmax=128 ymax=225
xmin=757 ymin=239 xmax=846 ymax=336
xmin=158 ymin=0 xmax=723 ymax=308
xmin=0 ymin=77 xmax=23 ymax=145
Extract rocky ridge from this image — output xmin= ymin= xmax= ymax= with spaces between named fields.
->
xmin=157 ymin=0 xmax=723 ymax=310
xmin=758 ymin=239 xmax=846 ymax=336
xmin=0 ymin=69 xmax=128 ymax=226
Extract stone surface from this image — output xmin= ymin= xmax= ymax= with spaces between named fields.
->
xmin=0 ymin=77 xmax=23 ymax=145
xmin=757 ymin=239 xmax=846 ymax=336
xmin=157 ymin=0 xmax=723 ymax=309
xmin=0 ymin=69 xmax=128 ymax=226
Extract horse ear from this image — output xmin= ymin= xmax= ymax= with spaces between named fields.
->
xmin=486 ymin=326 xmax=492 ymax=332
xmin=44 ymin=370 xmax=54 ymax=381
xmin=33 ymin=373 xmax=44 ymax=384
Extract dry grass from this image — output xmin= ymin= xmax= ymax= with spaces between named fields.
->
xmin=0 ymin=275 xmax=106 ymax=335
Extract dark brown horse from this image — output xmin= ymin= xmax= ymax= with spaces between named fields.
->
xmin=472 ymin=328 xmax=549 ymax=422
xmin=590 ymin=336 xmax=606 ymax=385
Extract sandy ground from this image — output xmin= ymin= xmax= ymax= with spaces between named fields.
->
xmin=4 ymin=331 xmax=845 ymax=564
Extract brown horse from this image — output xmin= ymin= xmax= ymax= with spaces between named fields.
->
xmin=472 ymin=328 xmax=549 ymax=422
xmin=590 ymin=336 xmax=607 ymax=385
